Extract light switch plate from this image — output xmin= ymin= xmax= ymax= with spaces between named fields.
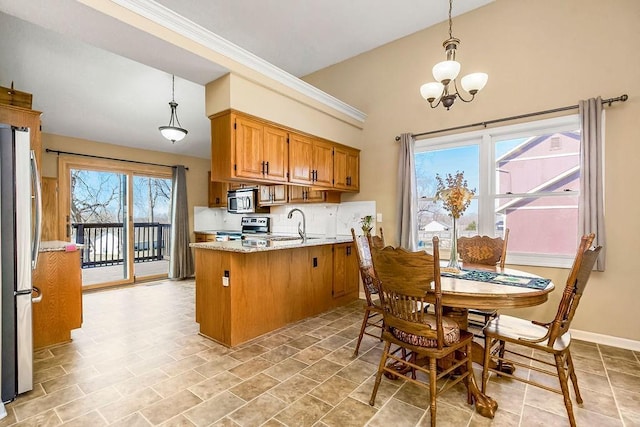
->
xmin=376 ymin=213 xmax=383 ymax=222
xmin=222 ymin=276 xmax=229 ymax=287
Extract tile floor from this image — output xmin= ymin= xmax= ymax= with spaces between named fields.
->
xmin=3 ymin=279 xmax=639 ymax=426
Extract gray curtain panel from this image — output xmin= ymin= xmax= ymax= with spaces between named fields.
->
xmin=169 ymin=165 xmax=194 ymax=279
xmin=396 ymin=133 xmax=418 ymax=251
xmin=578 ymin=97 xmax=606 ymax=271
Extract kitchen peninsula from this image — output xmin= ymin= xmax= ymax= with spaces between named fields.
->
xmin=191 ymin=237 xmax=358 ymax=347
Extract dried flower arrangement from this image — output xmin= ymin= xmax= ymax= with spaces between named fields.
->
xmin=434 ymin=171 xmax=476 ymax=219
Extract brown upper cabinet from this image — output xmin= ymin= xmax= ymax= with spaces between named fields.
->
xmin=210 ymin=110 xmax=359 ymax=193
xmin=333 ymin=145 xmax=360 ymax=192
xmin=211 ymin=111 xmax=287 ymax=183
xmin=288 ymin=133 xmax=334 ymax=189
xmin=259 ymin=184 xmax=288 ymax=206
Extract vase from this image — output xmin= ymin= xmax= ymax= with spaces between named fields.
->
xmin=447 ymin=217 xmax=461 ymax=269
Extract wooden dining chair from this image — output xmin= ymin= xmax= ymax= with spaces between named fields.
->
xmin=369 ymin=238 xmax=477 ymax=427
xmin=457 ymin=228 xmax=510 ymax=332
xmin=481 ymin=233 xmax=601 ymax=427
xmin=370 ymin=226 xmax=386 ymax=249
xmin=350 ymin=228 xmax=384 ymax=357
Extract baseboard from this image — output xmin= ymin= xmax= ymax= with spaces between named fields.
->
xmin=356 ymin=292 xmax=640 ymax=351
xmin=571 ymin=329 xmax=640 ymax=351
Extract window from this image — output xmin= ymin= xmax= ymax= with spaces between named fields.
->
xmin=415 ymin=115 xmax=582 ymax=268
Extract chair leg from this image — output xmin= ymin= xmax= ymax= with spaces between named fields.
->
xmin=369 ymin=340 xmax=391 ymax=406
xmin=465 ymin=342 xmax=474 ymax=405
xmin=566 ymin=349 xmax=583 ymax=404
xmin=353 ymin=306 xmax=371 ymax=357
xmin=429 ymin=357 xmax=438 ymax=427
xmin=497 ymin=340 xmax=506 ymax=373
xmin=555 ymin=353 xmax=577 ymax=427
xmin=482 ymin=335 xmax=492 ymax=394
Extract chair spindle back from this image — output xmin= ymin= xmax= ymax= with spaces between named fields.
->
xmin=371 ymin=237 xmax=447 ymax=349
xmin=548 ymin=233 xmax=601 ymax=345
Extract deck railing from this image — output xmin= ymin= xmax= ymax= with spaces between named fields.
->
xmin=72 ymin=222 xmax=171 ymax=268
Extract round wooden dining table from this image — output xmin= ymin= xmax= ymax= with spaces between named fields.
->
xmin=436 ymin=263 xmax=555 ymax=311
xmin=428 ymin=263 xmax=555 ymax=363
xmin=423 ymin=263 xmax=555 ymax=418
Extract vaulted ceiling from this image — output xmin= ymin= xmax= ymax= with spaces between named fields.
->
xmin=0 ymin=0 xmax=493 ymax=158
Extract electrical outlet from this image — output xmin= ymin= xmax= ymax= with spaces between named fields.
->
xmin=223 ymin=270 xmax=230 ymax=287
xmin=377 ymin=213 xmax=383 ymax=222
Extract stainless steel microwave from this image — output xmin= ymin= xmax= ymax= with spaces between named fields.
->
xmin=226 ymin=188 xmax=269 ymax=214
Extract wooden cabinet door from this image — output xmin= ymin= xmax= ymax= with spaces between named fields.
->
xmin=333 ymin=147 xmax=348 ymax=190
xmin=288 ymin=185 xmax=305 ymax=203
xmin=32 ymin=251 xmax=82 ymax=349
xmin=258 ymin=186 xmax=272 ymax=204
xmin=271 ymin=184 xmax=288 ymax=204
xmin=259 ymin=185 xmax=287 ymax=205
xmin=288 ymin=186 xmax=326 ymax=203
xmin=263 ymin=126 xmax=288 ymax=182
xmin=289 ymin=133 xmax=313 ymax=185
xmin=332 ymin=243 xmax=359 ymax=299
xmin=312 ymin=139 xmax=334 ymax=188
xmin=334 ymin=146 xmax=360 ymax=191
xmin=346 ymin=150 xmax=360 ymax=191
xmin=234 ymin=116 xmax=264 ymax=180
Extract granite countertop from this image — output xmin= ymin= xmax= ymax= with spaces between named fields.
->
xmin=39 ymin=241 xmax=83 ymax=252
xmin=189 ymin=236 xmax=353 ymax=253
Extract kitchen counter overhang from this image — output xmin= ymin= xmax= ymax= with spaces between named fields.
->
xmin=189 ymin=235 xmax=353 ymax=252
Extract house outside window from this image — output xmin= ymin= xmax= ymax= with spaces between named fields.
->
xmin=414 ymin=115 xmax=582 ymax=268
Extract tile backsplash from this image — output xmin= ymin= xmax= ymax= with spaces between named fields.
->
xmin=194 ymin=201 xmax=376 ymax=237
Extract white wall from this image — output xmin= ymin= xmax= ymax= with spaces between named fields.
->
xmin=194 ymin=201 xmax=376 ymax=237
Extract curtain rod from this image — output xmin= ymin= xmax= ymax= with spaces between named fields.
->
xmin=395 ymin=94 xmax=628 ymax=141
xmin=45 ymin=149 xmax=189 ymax=170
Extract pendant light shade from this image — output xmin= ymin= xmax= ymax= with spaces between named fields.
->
xmin=159 ymin=75 xmax=188 ymax=143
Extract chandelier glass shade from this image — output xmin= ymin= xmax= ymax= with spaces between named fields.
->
xmin=420 ymin=0 xmax=487 ymax=110
xmin=159 ymin=75 xmax=188 ymax=143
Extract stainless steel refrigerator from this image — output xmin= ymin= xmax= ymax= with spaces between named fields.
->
xmin=0 ymin=124 xmax=42 ymax=402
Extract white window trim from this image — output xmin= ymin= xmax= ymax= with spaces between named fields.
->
xmin=415 ymin=115 xmax=581 ymax=269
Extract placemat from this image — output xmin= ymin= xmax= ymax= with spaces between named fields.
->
xmin=441 ymin=269 xmax=551 ymax=290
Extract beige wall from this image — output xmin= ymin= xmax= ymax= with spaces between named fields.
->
xmin=303 ymin=0 xmax=640 ymax=341
xmin=205 ymin=73 xmax=364 ymax=148
xmin=41 ymin=133 xmax=211 ymax=239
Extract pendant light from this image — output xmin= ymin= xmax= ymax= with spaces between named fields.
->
xmin=159 ymin=75 xmax=188 ymax=143
xmin=420 ymin=0 xmax=488 ymax=110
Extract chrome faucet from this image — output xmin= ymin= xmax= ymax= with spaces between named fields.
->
xmin=287 ymin=208 xmax=306 ymax=241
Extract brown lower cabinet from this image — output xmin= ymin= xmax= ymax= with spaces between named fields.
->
xmin=195 ymin=242 xmax=358 ymax=347
xmin=32 ymin=250 xmax=82 ymax=349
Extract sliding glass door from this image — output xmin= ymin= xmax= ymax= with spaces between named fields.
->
xmin=70 ymin=169 xmax=130 ymax=285
xmin=58 ymin=157 xmax=172 ymax=289
xmin=132 ymin=175 xmax=172 ymax=279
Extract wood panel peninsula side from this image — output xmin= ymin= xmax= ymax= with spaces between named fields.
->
xmin=191 ymin=238 xmax=358 ymax=347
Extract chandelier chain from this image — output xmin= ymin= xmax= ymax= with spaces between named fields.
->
xmin=448 ymin=0 xmax=453 ymax=39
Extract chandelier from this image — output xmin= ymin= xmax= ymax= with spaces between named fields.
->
xmin=420 ymin=0 xmax=488 ymax=110
xmin=159 ymin=75 xmax=188 ymax=143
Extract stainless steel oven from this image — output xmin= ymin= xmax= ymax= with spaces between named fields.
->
xmin=226 ymin=188 xmax=268 ymax=214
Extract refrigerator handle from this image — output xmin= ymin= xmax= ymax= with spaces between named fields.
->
xmin=31 ymin=286 xmax=43 ymax=304
xmin=31 ymin=150 xmax=43 ymax=270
